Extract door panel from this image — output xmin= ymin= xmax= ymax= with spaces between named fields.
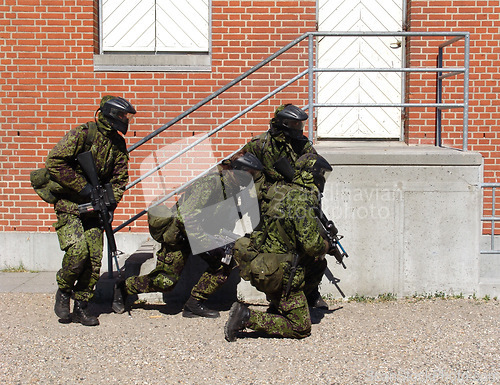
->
xmin=317 ymin=0 xmax=404 ymax=139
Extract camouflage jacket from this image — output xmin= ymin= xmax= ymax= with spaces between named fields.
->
xmin=45 ymin=121 xmax=129 ymax=214
xmin=149 ymin=169 xmax=244 ymax=249
xmin=243 ymin=131 xmax=316 ymax=186
xmin=250 ymin=183 xmax=325 ymax=262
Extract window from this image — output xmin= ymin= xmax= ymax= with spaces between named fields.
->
xmin=94 ymin=0 xmax=211 ymax=71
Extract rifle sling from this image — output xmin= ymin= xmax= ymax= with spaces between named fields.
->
xmin=84 ymin=121 xmax=97 ymax=153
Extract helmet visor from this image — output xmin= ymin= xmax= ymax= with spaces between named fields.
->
xmin=283 ymin=119 xmax=305 ymax=139
xmin=115 ymin=111 xmax=135 ymax=124
xmin=286 ymin=119 xmax=304 ymax=131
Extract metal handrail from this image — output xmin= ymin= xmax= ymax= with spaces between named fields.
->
xmin=125 ymin=31 xmax=469 ymax=192
xmin=114 ymin=31 xmax=470 ymax=230
xmin=106 ymin=30 xmax=471 ymax=276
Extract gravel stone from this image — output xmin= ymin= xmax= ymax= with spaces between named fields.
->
xmin=0 ymin=293 xmax=499 ymax=384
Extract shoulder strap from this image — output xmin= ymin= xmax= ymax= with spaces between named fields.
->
xmin=276 ymin=221 xmax=295 ymax=252
xmin=255 ymin=219 xmax=295 ymax=253
xmin=84 ymin=121 xmax=97 ymax=153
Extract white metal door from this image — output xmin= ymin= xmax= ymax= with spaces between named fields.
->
xmin=317 ymin=0 xmax=404 ymax=139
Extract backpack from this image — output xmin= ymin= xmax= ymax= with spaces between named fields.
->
xmin=233 ymin=219 xmax=295 ymax=294
xmin=30 ymin=122 xmax=97 ymax=204
xmin=147 ymin=204 xmax=183 ymax=244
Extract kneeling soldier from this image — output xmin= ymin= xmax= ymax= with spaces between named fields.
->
xmin=225 ymin=153 xmax=332 ymax=341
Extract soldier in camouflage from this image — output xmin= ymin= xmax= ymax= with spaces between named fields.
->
xmin=243 ymin=104 xmax=327 ymax=309
xmin=47 ymin=95 xmax=136 ymax=326
xmin=225 ymin=153 xmax=333 ymax=341
xmin=243 ymin=104 xmax=317 ymax=188
xmin=112 ymin=152 xmax=263 ymax=318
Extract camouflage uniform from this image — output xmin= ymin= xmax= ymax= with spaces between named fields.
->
xmin=46 ymin=100 xmax=129 ymax=302
xmin=242 ymin=110 xmax=325 ymax=306
xmin=243 ymin=130 xmax=316 ymax=189
xmin=243 ymin=181 xmax=327 ymax=338
xmin=124 ymin=170 xmax=239 ymax=301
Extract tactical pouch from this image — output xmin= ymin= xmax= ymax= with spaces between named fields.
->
xmin=30 ymin=168 xmax=67 ymax=204
xmin=31 ymin=123 xmax=97 ymax=205
xmin=233 ymin=222 xmax=295 ymax=294
xmin=249 ymin=253 xmax=294 ymax=294
xmin=232 ymin=236 xmax=258 ymax=281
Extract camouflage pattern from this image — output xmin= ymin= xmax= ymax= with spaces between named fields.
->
xmin=247 ymin=291 xmax=312 ymax=339
xmin=124 ymin=170 xmax=240 ymax=300
xmin=251 ymin=183 xmax=324 ymax=256
xmin=46 ymin=114 xmax=129 ymax=214
xmin=54 ymin=213 xmax=103 ymax=302
xmin=244 ymin=182 xmax=327 ymax=338
xmin=125 ymin=244 xmax=190 ymax=295
xmin=46 ymin=96 xmax=129 ymax=301
xmin=242 ymin=130 xmax=316 ymax=188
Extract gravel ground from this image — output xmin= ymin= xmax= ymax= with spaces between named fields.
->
xmin=0 ymin=293 xmax=499 ymax=385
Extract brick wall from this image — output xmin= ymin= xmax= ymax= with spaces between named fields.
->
xmin=0 ymin=0 xmax=316 ymax=233
xmin=407 ymin=0 xmax=500 ymax=232
xmin=1 ymin=0 xmax=499 ymax=235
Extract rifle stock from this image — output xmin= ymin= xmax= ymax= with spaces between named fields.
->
xmin=77 ymin=151 xmax=119 ymax=277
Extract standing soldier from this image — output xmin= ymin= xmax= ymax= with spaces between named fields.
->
xmin=225 ymin=153 xmax=333 ymax=341
xmin=243 ymin=104 xmax=327 ymax=309
xmin=112 ymin=152 xmax=263 ymax=318
xmin=47 ymin=95 xmax=136 ymax=326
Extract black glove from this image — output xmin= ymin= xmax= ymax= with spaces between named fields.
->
xmin=78 ymin=183 xmax=93 ymax=198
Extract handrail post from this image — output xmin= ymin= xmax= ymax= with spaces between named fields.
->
xmin=436 ymin=47 xmax=443 ymax=147
xmin=308 ymin=34 xmax=315 ymax=142
xmin=463 ymin=32 xmax=470 ymax=151
xmin=492 ymin=187 xmax=496 ymax=250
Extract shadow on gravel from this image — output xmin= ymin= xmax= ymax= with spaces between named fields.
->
xmin=92 ymin=252 xmax=241 ymax=317
xmin=310 ymin=305 xmax=343 ymax=324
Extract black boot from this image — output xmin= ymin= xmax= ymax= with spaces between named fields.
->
xmin=224 ymin=302 xmax=250 ymax=342
xmin=182 ymin=296 xmax=220 ymax=318
xmin=307 ymin=289 xmax=328 ymax=310
xmin=54 ymin=289 xmax=71 ymax=321
xmin=73 ymin=300 xmax=99 ymax=326
xmin=112 ymin=280 xmax=128 ymax=314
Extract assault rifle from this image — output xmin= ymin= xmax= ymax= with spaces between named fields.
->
xmin=313 ymin=207 xmax=348 ymax=269
xmin=77 ymin=151 xmax=120 ymax=278
xmin=206 ymin=229 xmax=241 ymax=265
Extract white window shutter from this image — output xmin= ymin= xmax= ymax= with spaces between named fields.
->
xmin=156 ymin=0 xmax=209 ymax=52
xmin=102 ymin=0 xmax=156 ymax=51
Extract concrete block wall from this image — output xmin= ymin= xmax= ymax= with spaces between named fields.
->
xmin=313 ymin=143 xmax=485 ymax=298
xmin=1 ymin=143 xmax=492 ymax=299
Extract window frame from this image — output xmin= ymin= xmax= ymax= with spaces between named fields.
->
xmin=94 ymin=0 xmax=212 ymax=72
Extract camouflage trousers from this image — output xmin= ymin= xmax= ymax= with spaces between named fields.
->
xmin=244 ymin=263 xmax=311 ymax=339
xmin=125 ymin=242 xmax=232 ymax=301
xmin=247 ymin=290 xmax=311 ymax=339
xmin=54 ymin=212 xmax=103 ymax=302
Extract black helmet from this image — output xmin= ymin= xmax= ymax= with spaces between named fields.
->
xmin=294 ymin=153 xmax=332 ymax=192
xmin=99 ymin=96 xmax=136 ymax=135
xmin=270 ymin=104 xmax=308 ymax=139
xmin=231 ymin=152 xmax=264 ymax=172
